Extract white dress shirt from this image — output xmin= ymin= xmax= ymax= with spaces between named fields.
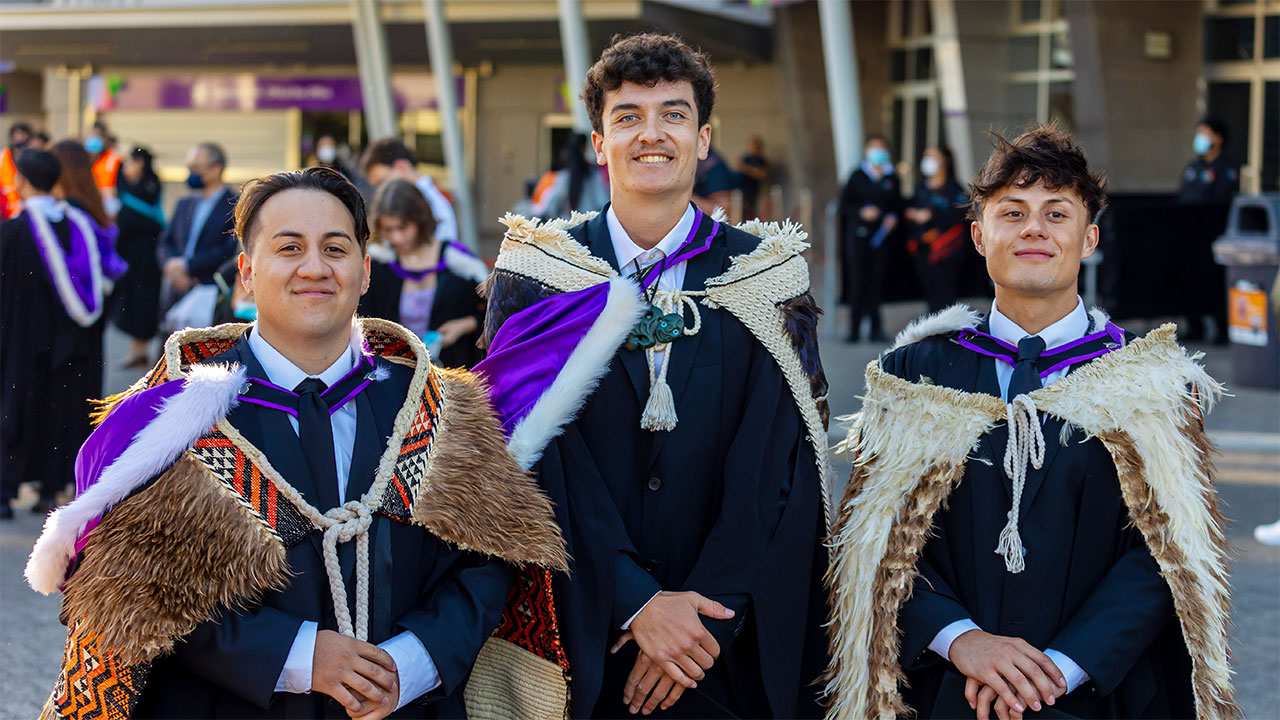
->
xmin=249 ymin=326 xmax=440 ymax=707
xmin=927 ymin=297 xmax=1092 ymax=694
xmin=23 ymin=194 xmax=65 ymax=222
xmin=415 ymin=174 xmax=458 ymax=245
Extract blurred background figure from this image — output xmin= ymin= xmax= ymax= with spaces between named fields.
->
xmin=1 ymin=148 xmax=124 ymax=518
xmin=85 ymin=120 xmax=122 ymax=218
xmin=50 ymin=140 xmax=113 ymax=231
xmin=1177 ymin=117 xmax=1240 ymax=206
xmin=157 ymin=142 xmax=237 ymax=313
xmin=532 ymin=132 xmax=608 ymax=219
xmin=737 ymin=134 xmax=769 ymax=220
xmin=310 ymin=133 xmax=373 ymax=198
xmin=904 ymin=145 xmax=969 ymax=314
xmin=111 ymin=146 xmax=166 ymax=368
xmin=838 ymin=134 xmax=901 ymax=343
xmin=693 ymin=144 xmax=735 ymax=215
xmin=1176 ymin=117 xmax=1241 ymax=344
xmin=359 ymin=178 xmax=486 ymax=368
xmin=1 ymin=123 xmax=35 ymax=220
xmin=362 ymin=137 xmax=458 ymax=246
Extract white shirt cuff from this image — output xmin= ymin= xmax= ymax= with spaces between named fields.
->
xmin=621 ymin=591 xmax=663 ymax=631
xmin=380 ymin=631 xmax=441 ymax=710
xmin=1044 ymin=648 xmax=1091 ymax=694
xmin=928 ymin=619 xmax=980 ymax=661
xmin=274 ymin=620 xmax=317 ymax=694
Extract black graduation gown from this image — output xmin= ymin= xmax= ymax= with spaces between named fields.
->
xmin=882 ymin=328 xmax=1195 ymax=720
xmin=0 ymin=211 xmax=104 ymax=503
xmin=359 ymin=248 xmax=485 ymax=369
xmin=110 ymin=190 xmax=164 ymax=340
xmin=132 ymin=337 xmax=514 ymax=719
xmin=528 ymin=213 xmax=827 ymax=719
xmin=836 ymin=169 xmax=902 ymax=336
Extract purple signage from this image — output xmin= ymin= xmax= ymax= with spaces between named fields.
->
xmin=104 ymin=73 xmax=464 ymax=112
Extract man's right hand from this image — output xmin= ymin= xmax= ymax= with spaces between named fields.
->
xmin=623 ymin=591 xmax=734 ymax=689
xmin=949 ymin=629 xmax=1066 ymax=715
xmin=311 ymin=629 xmax=399 ymax=714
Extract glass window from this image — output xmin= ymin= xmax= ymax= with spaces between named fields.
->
xmin=1018 ymin=0 xmax=1043 ymax=23
xmin=914 ymin=98 xmax=931 ymax=167
xmin=1265 ymin=15 xmax=1279 ymax=59
xmin=1048 ymin=81 xmax=1075 ymax=132
xmin=891 ymin=50 xmax=908 ymax=83
xmin=1010 ymin=35 xmax=1041 ymax=72
xmin=1203 ymin=17 xmax=1256 ymax=61
xmin=1007 ymin=82 xmax=1039 ymax=123
xmin=1050 ymin=30 xmax=1073 ymax=68
xmin=891 ymin=97 xmax=905 ymax=165
xmin=1263 ymin=81 xmax=1278 ymax=192
xmin=1207 ymin=81 xmax=1252 ymax=168
xmin=914 ymin=47 xmax=935 ymax=80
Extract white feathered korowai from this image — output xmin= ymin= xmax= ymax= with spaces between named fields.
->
xmin=824 ymin=323 xmax=1238 ymax=720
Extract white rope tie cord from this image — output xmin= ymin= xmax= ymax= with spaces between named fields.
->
xmin=320 ymin=501 xmax=375 ymax=641
xmin=998 ymin=394 xmax=1045 ymax=574
xmin=640 ymin=289 xmax=705 ymax=432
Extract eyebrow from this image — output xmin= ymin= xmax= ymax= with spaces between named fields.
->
xmin=271 ymin=229 xmax=355 ymax=240
xmin=996 ymin=196 xmax=1072 ymax=206
xmin=610 ymin=99 xmax=693 ymax=114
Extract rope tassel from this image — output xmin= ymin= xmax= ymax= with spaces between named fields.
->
xmin=997 ymin=395 xmax=1045 ymax=574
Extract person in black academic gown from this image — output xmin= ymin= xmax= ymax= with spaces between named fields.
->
xmin=885 ymin=126 xmax=1193 ymax=719
xmin=111 ymin=146 xmax=165 ymax=367
xmin=0 ymin=149 xmax=112 ymax=517
xmin=904 ymin=145 xmax=970 ymax=314
xmin=837 ymin=135 xmax=901 ymax=343
xmin=484 ymin=33 xmax=828 ymax=719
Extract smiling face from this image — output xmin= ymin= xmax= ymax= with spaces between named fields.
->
xmin=238 ymin=188 xmax=370 ymax=348
xmin=591 ymin=79 xmax=711 ymax=204
xmin=972 ymin=182 xmax=1098 ymax=304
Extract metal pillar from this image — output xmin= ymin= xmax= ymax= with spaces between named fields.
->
xmin=557 ymin=0 xmax=594 ymax=134
xmin=423 ymin=0 xmax=478 ymax=251
xmin=929 ymin=0 xmax=975 ymax=182
xmin=350 ymin=0 xmax=397 ymax=140
xmin=817 ymin=0 xmax=864 ymax=183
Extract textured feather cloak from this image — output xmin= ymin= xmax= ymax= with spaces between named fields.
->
xmin=824 ymin=322 xmax=1238 ymax=720
xmin=30 ymin=319 xmax=569 ymax=720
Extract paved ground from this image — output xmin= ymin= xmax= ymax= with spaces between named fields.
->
xmin=1 ymin=305 xmax=1276 ymax=718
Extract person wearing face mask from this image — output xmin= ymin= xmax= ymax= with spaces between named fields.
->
xmin=905 ymin=146 xmax=970 ymax=313
xmin=837 ymin=135 xmax=902 ymax=343
xmin=312 ymin=133 xmax=373 ymax=199
xmin=1176 ymin=117 xmax=1239 ymax=207
xmin=358 ymin=178 xmax=487 ymax=368
xmin=1 ymin=122 xmax=35 ymax=219
xmin=1175 ymin=117 xmax=1239 ymax=344
xmin=87 ymin=121 xmax=123 ymax=218
xmin=157 ymin=142 xmax=238 ymax=311
xmin=111 ymin=146 xmax=166 ymax=368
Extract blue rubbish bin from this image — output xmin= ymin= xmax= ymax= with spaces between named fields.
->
xmin=1212 ymin=194 xmax=1280 ymax=389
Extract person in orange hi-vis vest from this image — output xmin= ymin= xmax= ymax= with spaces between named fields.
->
xmin=87 ymin=121 xmax=122 ymax=217
xmin=1 ymin=123 xmax=35 ymax=220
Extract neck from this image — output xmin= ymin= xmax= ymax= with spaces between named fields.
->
xmin=927 ymin=174 xmax=947 ymax=189
xmin=201 ymin=183 xmax=222 ymax=198
xmin=610 ymin=194 xmax=689 ymax=250
xmin=399 ymin=239 xmax=441 ymax=267
xmin=993 ymin=288 xmax=1078 ymax=336
xmin=1203 ymin=147 xmax=1221 ymax=163
xmin=255 ymin=322 xmax=352 ymax=376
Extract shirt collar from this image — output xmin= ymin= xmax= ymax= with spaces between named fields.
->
xmin=248 ymin=323 xmax=361 ymax=391
xmin=606 ymin=203 xmax=697 ymax=272
xmin=24 ymin=194 xmax=64 ymax=223
xmin=989 ymin=296 xmax=1088 ymax=351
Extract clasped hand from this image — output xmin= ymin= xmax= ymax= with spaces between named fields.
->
xmin=950 ymin=630 xmax=1068 ymax=720
xmin=312 ymin=630 xmax=401 ymax=720
xmin=610 ymin=591 xmax=735 ymax=715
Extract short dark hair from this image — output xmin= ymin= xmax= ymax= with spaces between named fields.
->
xmin=15 ymin=148 xmax=60 ymax=192
xmin=1198 ymin=116 xmax=1229 ymax=145
xmin=195 ymin=142 xmax=227 ymax=169
xmin=967 ymin=123 xmax=1108 ymax=222
xmin=581 ymin=33 xmax=716 ymax=136
xmin=363 ymin=137 xmax=415 ymax=175
xmin=235 ymin=166 xmax=369 ymax=254
xmin=369 ymin=178 xmax=438 ymax=248
xmin=9 ymin=123 xmax=34 ymax=142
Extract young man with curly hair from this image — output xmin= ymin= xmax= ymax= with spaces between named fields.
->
xmin=476 ymin=32 xmax=830 ymax=719
xmin=825 ymin=125 xmax=1236 ymax=720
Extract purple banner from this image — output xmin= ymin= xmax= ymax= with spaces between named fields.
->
xmin=106 ymin=73 xmax=465 ymax=112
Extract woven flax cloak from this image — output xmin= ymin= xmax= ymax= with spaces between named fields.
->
xmin=27 ymin=319 xmax=571 ymax=720
xmin=823 ymin=321 xmax=1239 ymax=720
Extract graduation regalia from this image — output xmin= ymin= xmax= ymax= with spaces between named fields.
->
xmin=1 ymin=202 xmax=124 ymax=504
xmin=475 ymin=209 xmax=832 ymax=718
xmin=26 ymin=319 xmax=571 ymax=720
xmin=825 ymin=306 xmax=1238 ymax=720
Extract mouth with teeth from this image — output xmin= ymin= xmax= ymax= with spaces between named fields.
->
xmin=635 ymin=154 xmax=673 ymax=164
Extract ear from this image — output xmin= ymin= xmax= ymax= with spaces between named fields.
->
xmin=591 ymin=131 xmax=606 ymax=166
xmin=971 ymin=220 xmax=987 ymax=257
xmin=361 ymin=252 xmax=372 ymax=295
xmin=697 ymin=123 xmax=712 ymax=161
xmin=237 ymin=251 xmax=253 ymax=294
xmin=1081 ymin=223 xmax=1100 ymax=260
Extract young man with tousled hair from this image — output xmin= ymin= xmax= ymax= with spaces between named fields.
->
xmin=26 ymin=166 xmax=568 ymax=720
xmin=826 ymin=125 xmax=1237 ymax=720
xmin=476 ymin=32 xmax=831 ymax=719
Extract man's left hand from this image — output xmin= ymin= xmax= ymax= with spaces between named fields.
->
xmin=348 ymin=672 xmax=401 ymax=720
xmin=970 ymin=676 xmax=1067 ymax=720
xmin=622 ymin=649 xmax=689 ymax=715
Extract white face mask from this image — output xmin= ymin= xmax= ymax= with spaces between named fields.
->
xmin=316 ymin=145 xmax=338 ymax=164
xmin=920 ymin=156 xmax=940 ymax=178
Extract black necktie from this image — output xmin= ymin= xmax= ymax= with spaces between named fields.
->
xmin=1007 ymin=335 xmax=1047 ymax=400
xmin=295 ymin=377 xmax=342 ymax=511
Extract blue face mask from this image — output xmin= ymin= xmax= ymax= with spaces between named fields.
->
xmin=1193 ymin=133 xmax=1212 ymax=156
xmin=186 ymin=171 xmax=206 ymax=190
xmin=84 ymin=136 xmax=104 ymax=155
xmin=232 ymin=301 xmax=258 ymax=322
xmin=867 ymin=147 xmax=891 ymax=167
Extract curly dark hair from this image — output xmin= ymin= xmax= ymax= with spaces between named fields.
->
xmin=369 ymin=178 xmax=438 ymax=248
xmin=235 ymin=166 xmax=369 ymax=253
xmin=967 ymin=123 xmax=1108 ymax=222
xmin=581 ymin=32 xmax=716 ymax=135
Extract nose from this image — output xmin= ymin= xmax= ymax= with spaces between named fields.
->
xmin=638 ymin=114 xmax=662 ymax=145
xmin=296 ymin=245 xmax=333 ymax=279
xmin=1020 ymin=213 xmax=1048 ymax=240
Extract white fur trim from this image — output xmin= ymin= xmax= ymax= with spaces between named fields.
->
xmin=889 ymin=303 xmax=983 ymax=351
xmin=25 ymin=363 xmax=246 ymax=594
xmin=505 ymin=276 xmax=646 ymax=470
xmin=1088 ymin=306 xmax=1113 ymax=334
xmin=444 ymin=244 xmax=491 ymax=284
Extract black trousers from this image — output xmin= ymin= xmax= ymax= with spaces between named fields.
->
xmin=841 ymin=232 xmax=890 ymax=339
xmin=915 ymin=252 xmax=963 ymax=315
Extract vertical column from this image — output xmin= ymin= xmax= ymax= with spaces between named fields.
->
xmin=351 ymin=0 xmax=397 ymax=141
xmin=929 ymin=0 xmax=975 ymax=182
xmin=557 ymin=0 xmax=594 ymax=134
xmin=423 ymin=0 xmax=478 ymax=251
xmin=817 ymin=0 xmax=864 ymax=182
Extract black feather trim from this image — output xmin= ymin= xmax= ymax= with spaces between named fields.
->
xmin=780 ymin=293 xmax=830 ymax=430
xmin=479 ymin=269 xmax=558 ymax=350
